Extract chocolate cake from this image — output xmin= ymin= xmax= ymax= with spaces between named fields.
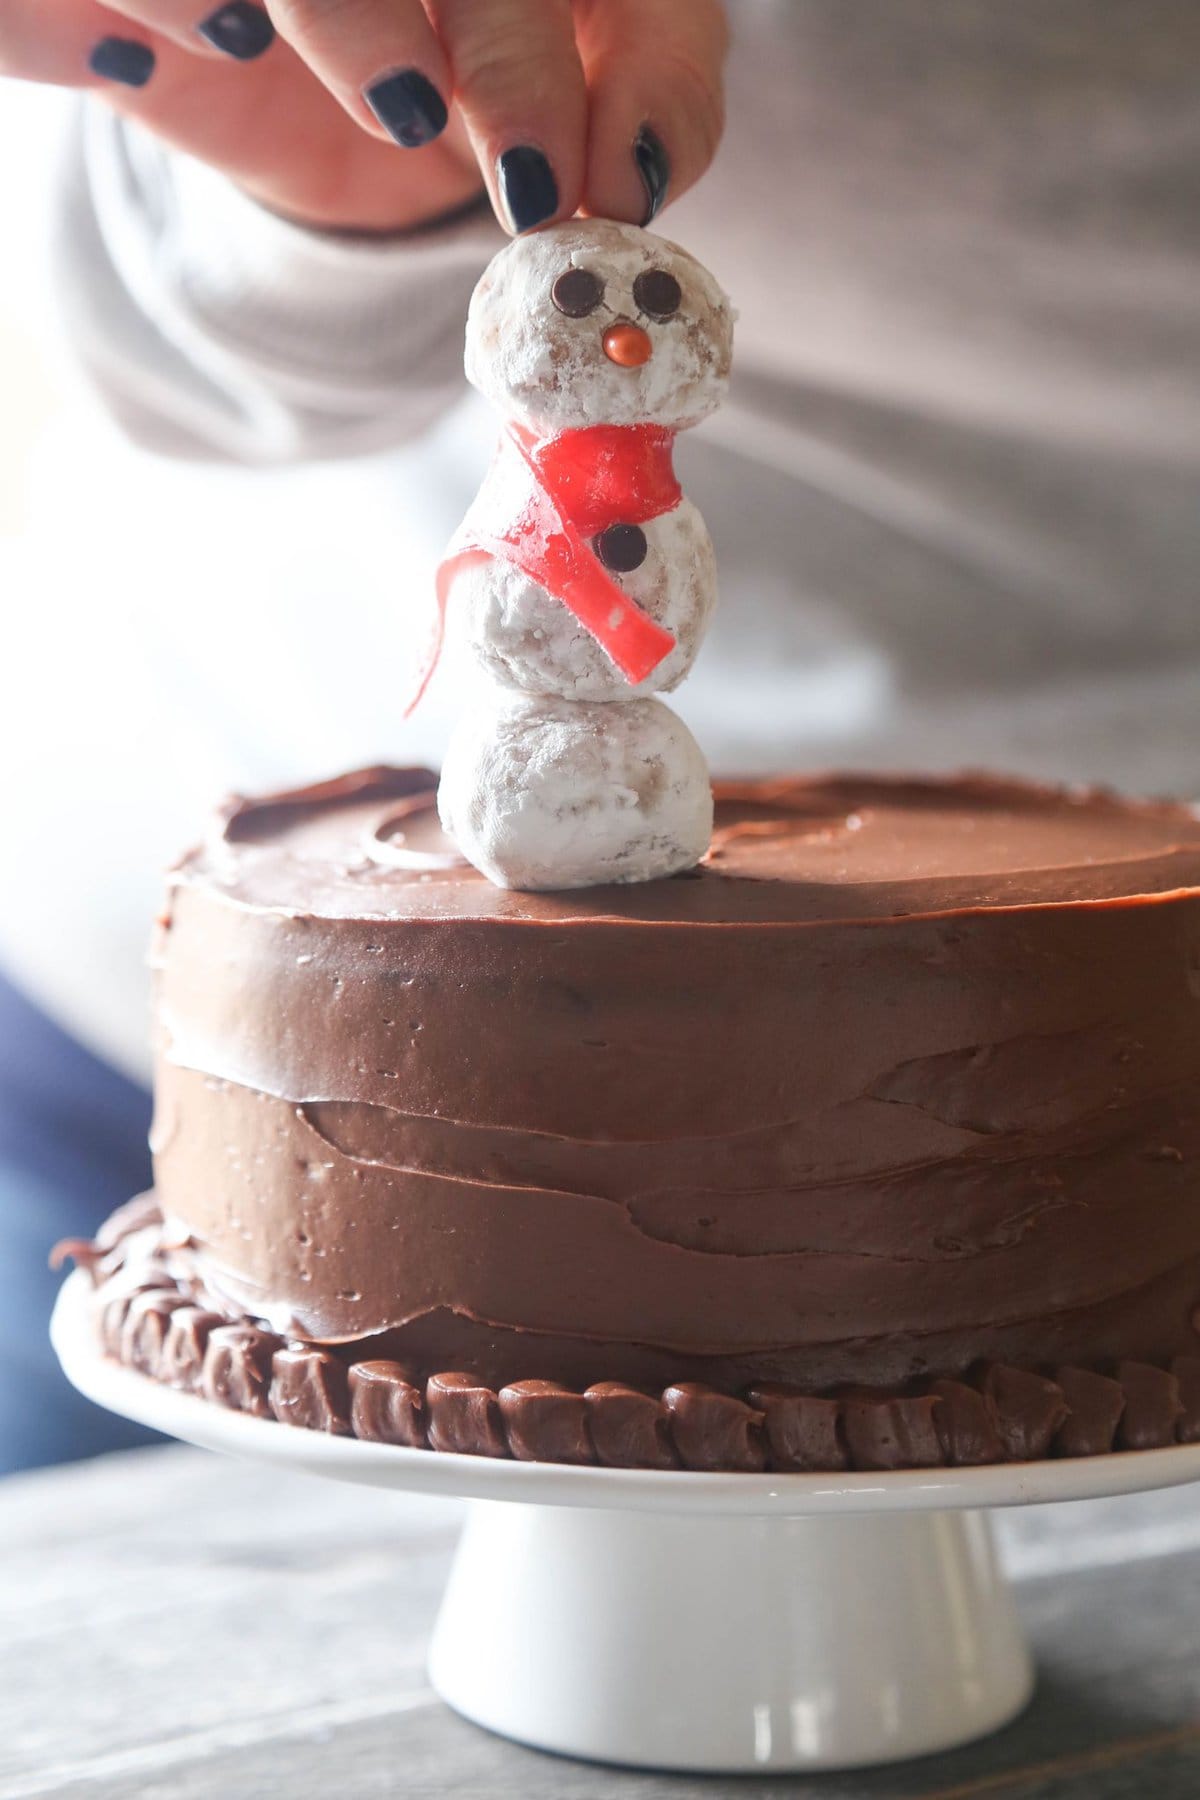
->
xmin=69 ymin=767 xmax=1200 ymax=1470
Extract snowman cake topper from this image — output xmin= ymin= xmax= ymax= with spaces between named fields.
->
xmin=420 ymin=218 xmax=734 ymax=890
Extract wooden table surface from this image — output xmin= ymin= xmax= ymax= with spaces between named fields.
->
xmin=3 ymin=1446 xmax=1199 ymax=1799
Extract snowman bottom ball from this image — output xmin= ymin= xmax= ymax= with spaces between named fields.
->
xmin=438 ymin=695 xmax=713 ymax=890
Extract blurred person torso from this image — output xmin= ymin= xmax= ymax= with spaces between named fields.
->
xmin=2 ymin=0 xmax=1198 ymax=1081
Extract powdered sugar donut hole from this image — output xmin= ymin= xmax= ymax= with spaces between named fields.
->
xmin=464 ymin=219 xmax=734 ymax=433
xmin=438 ymin=693 xmax=714 ymax=890
xmin=453 ymin=499 xmax=717 ymax=701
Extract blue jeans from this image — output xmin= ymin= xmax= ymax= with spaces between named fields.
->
xmin=0 ymin=969 xmax=162 ymax=1474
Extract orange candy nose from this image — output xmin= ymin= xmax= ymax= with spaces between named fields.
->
xmin=602 ymin=322 xmax=653 ymax=367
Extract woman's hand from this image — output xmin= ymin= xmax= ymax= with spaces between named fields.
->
xmin=1 ymin=0 xmax=728 ymax=235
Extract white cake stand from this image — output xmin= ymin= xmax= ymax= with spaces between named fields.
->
xmin=52 ymin=1274 xmax=1200 ymax=1774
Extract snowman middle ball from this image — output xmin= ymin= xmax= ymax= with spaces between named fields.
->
xmin=455 ymin=497 xmax=716 ymax=700
xmin=438 ymin=693 xmax=714 ymax=890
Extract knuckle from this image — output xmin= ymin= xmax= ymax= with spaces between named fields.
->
xmin=706 ymin=0 xmax=732 ymax=63
xmin=661 ymin=51 xmax=725 ymax=162
xmin=449 ymin=2 xmax=577 ymax=99
xmin=456 ymin=40 xmax=550 ymax=96
xmin=266 ymin=0 xmax=374 ymax=47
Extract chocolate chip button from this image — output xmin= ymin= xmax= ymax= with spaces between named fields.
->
xmin=594 ymin=523 xmax=648 ymax=572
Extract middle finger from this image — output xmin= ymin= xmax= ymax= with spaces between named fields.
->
xmin=427 ymin=0 xmax=587 ymax=232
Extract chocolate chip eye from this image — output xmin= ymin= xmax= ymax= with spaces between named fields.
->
xmin=633 ymin=269 xmax=682 ymax=320
xmin=551 ymin=267 xmax=604 ymax=317
xmin=595 ymin=523 xmax=649 ymax=572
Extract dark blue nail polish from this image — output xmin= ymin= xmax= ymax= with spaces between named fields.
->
xmin=634 ymin=125 xmax=670 ymax=225
xmin=496 ymin=145 xmax=558 ymax=233
xmin=88 ymin=37 xmax=155 ymax=87
xmin=363 ymin=68 xmax=448 ymax=148
xmin=198 ymin=3 xmax=276 ymax=60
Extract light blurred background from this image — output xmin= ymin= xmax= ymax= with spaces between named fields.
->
xmin=0 ymin=83 xmax=473 ymax=1084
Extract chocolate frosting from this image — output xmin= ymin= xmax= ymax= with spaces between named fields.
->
xmin=160 ymin=1307 xmax=224 ymax=1391
xmin=1174 ymin=1357 xmax=1200 ymax=1444
xmin=77 ymin=1222 xmax=1200 ymax=1471
xmin=270 ymin=1347 xmax=353 ymax=1436
xmin=426 ymin=1372 xmax=508 ymax=1458
xmin=147 ymin=766 xmax=1200 ymax=1404
xmin=664 ymin=1384 xmax=766 ymax=1473
xmin=349 ymin=1361 xmax=425 ymax=1448
xmin=1054 ymin=1367 xmax=1126 ymax=1457
xmin=500 ymin=1381 xmax=595 ymax=1465
xmin=748 ymin=1386 xmax=847 ymax=1473
xmin=201 ymin=1325 xmax=281 ymax=1419
xmin=1114 ymin=1360 xmax=1184 ymax=1450
xmin=983 ymin=1365 xmax=1069 ymax=1461
xmin=842 ymin=1394 xmax=944 ymax=1470
xmin=930 ymin=1379 xmax=1005 ymax=1466
xmin=584 ymin=1384 xmax=677 ymax=1469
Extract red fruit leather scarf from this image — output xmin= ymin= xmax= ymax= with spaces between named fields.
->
xmin=406 ymin=422 xmax=681 ymax=715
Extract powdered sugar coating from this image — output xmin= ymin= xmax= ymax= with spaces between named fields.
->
xmin=464 ymin=220 xmax=733 ymax=433
xmin=438 ymin=694 xmax=713 ymax=890
xmin=453 ymin=499 xmax=716 ymax=701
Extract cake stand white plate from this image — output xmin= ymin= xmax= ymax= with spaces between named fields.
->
xmin=52 ymin=1274 xmax=1200 ymax=1774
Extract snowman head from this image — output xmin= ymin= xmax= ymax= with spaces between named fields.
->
xmin=464 ymin=219 xmax=734 ymax=434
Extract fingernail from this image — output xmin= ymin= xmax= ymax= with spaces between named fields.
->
xmin=363 ymin=68 xmax=448 ymax=148
xmin=88 ymin=37 xmax=155 ymax=87
xmin=198 ymin=3 xmax=275 ymax=60
xmin=496 ymin=145 xmax=558 ymax=234
xmin=634 ymin=124 xmax=670 ymax=225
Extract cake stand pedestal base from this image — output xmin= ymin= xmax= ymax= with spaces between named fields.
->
xmin=428 ymin=1500 xmax=1032 ymax=1773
